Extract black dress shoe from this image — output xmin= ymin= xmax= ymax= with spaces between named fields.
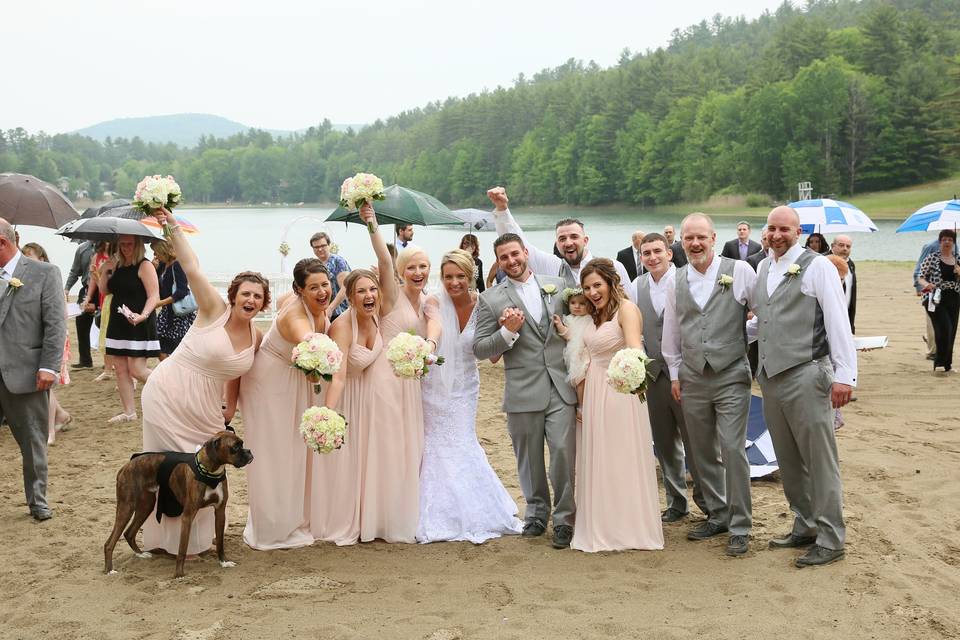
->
xmin=726 ymin=534 xmax=750 ymax=556
xmin=795 ymin=544 xmax=844 ymax=567
xmin=552 ymin=525 xmax=573 ymax=549
xmin=521 ymin=520 xmax=546 ymax=537
xmin=687 ymin=521 xmax=728 ymax=540
xmin=71 ymin=362 xmax=94 ymax=370
xmin=31 ymin=509 xmax=53 ymax=521
xmin=661 ymin=507 xmax=688 ymax=523
xmin=768 ymin=532 xmax=817 ymax=549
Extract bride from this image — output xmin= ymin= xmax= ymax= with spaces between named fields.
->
xmin=417 ymin=249 xmax=522 ymax=543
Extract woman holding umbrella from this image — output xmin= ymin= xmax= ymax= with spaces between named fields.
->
xmin=918 ymin=229 xmax=960 ymax=372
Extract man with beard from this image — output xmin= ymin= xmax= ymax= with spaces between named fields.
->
xmin=662 ymin=213 xmax=757 ymax=557
xmin=487 ymin=187 xmax=630 ymax=288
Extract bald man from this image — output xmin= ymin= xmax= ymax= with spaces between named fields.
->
xmin=662 ymin=213 xmax=758 ymax=557
xmin=616 ymin=230 xmax=646 ymax=282
xmin=754 ymin=206 xmax=856 ymax=567
xmin=829 ymin=235 xmax=856 ymax=334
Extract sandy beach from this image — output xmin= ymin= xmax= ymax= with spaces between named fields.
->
xmin=1 ymin=261 xmax=958 ymax=640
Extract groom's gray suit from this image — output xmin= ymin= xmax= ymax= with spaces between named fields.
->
xmin=473 ymin=274 xmax=577 ymax=528
xmin=0 ymin=255 xmax=66 ymax=516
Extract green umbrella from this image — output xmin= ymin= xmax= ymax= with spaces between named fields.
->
xmin=325 ymin=184 xmax=462 ymax=227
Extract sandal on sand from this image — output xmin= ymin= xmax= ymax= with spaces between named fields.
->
xmin=107 ymin=412 xmax=137 ymax=424
xmin=54 ymin=414 xmax=73 ymax=432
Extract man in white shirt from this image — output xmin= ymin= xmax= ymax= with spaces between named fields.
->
xmin=487 ymin=187 xmax=631 ymax=288
xmin=829 ymin=235 xmax=857 ymax=334
xmin=662 ymin=213 xmax=758 ymax=556
xmin=754 ymin=206 xmax=856 ymax=567
xmin=395 ymin=223 xmax=415 ymax=250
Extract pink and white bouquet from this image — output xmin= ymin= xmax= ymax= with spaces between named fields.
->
xmin=291 ymin=332 xmax=343 ymax=393
xmin=132 ymin=175 xmax=182 ymax=214
xmin=606 ymin=348 xmax=655 ymax=402
xmin=300 ymin=406 xmax=346 ymax=454
xmin=386 ymin=331 xmax=443 ymax=379
xmin=339 ymin=172 xmax=385 ymax=232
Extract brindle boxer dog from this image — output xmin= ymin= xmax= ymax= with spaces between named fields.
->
xmin=104 ymin=430 xmax=253 ymax=578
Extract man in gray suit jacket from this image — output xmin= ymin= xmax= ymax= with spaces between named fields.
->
xmin=473 ymin=231 xmax=577 ymax=549
xmin=0 ymin=218 xmax=66 ymax=521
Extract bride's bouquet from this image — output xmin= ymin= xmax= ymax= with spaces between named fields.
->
xmin=291 ymin=333 xmax=343 ymax=393
xmin=606 ymin=348 xmax=655 ymax=403
xmin=132 ymin=175 xmax=182 ymax=214
xmin=386 ymin=331 xmax=444 ymax=379
xmin=339 ymin=173 xmax=385 ymax=232
xmin=300 ymin=406 xmax=347 ymax=454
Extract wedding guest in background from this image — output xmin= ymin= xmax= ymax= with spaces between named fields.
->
xmin=756 ymin=206 xmax=856 ymax=567
xmin=0 ymin=219 xmax=65 ymax=521
xmin=616 ymin=230 xmax=645 ymax=282
xmin=243 ymin=258 xmax=331 ymax=550
xmin=153 ymin=240 xmax=196 ymax=360
xmin=488 ymin=186 xmax=630 ymax=287
xmin=64 ymin=240 xmax=95 ymax=369
xmin=485 ymin=262 xmax=506 ymax=289
xmin=21 ymin=243 xmax=73 ymax=443
xmin=666 ymin=224 xmax=687 ymax=269
xmin=663 ymin=213 xmax=757 ymax=557
xmin=459 ymin=233 xmax=485 ymax=292
xmin=664 ymin=225 xmax=676 ymax=245
xmin=99 ymin=235 xmax=159 ymax=423
xmin=570 ymin=259 xmax=663 ymax=552
xmin=721 ymin=221 xmax=761 ymax=261
xmin=918 ymin=229 xmax=960 ymax=373
xmin=141 ymin=207 xmax=268 ymax=558
xmin=84 ymin=242 xmax=114 ymax=382
xmin=311 ymin=231 xmax=351 ymax=320
xmin=804 ymin=232 xmax=829 ymax=255
xmin=396 ymin=223 xmax=415 ymax=249
xmin=830 ymin=235 xmax=857 ymax=334
xmin=746 ymin=228 xmax=770 ymax=271
xmin=914 ymin=236 xmax=958 ymax=360
xmin=627 ymin=233 xmax=708 ymax=522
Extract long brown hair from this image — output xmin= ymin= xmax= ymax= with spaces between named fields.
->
xmin=580 ymin=258 xmax=625 ymax=326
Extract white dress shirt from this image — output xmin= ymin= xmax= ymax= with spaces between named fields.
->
xmin=661 ymin=256 xmax=757 ymax=381
xmin=759 ymin=244 xmax=858 ymax=386
xmin=627 ymin=264 xmax=676 ymax=316
xmin=498 ymin=273 xmax=545 ymax=347
xmin=2 ymin=251 xmax=57 ymax=377
xmin=842 ymin=264 xmax=853 ymax=308
xmin=493 ymin=208 xmax=631 ymax=286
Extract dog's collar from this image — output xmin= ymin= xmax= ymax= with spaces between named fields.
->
xmin=195 ymin=451 xmax=225 ymax=481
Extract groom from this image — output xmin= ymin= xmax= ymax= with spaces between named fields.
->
xmin=473 ymin=227 xmax=577 ymax=549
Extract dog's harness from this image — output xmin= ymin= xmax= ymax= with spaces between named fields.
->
xmin=130 ymin=451 xmax=226 ymax=522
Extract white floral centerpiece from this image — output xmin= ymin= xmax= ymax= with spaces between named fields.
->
xmin=386 ymin=331 xmax=444 ymax=379
xmin=300 ymin=406 xmax=347 ymax=454
xmin=291 ymin=332 xmax=343 ymax=393
xmin=606 ymin=347 xmax=655 ymax=402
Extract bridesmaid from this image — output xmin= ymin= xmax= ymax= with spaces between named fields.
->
xmin=313 ymin=267 xmax=383 ymax=545
xmin=242 ymin=258 xmax=332 ymax=550
xmin=357 ymin=203 xmax=438 ymax=543
xmin=140 ymin=207 xmax=269 ymax=557
xmin=570 ymin=259 xmax=664 ymax=552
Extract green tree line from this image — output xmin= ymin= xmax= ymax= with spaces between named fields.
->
xmin=2 ymin=0 xmax=959 ymax=208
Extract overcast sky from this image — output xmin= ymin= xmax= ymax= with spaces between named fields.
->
xmin=2 ymin=0 xmax=787 ymax=134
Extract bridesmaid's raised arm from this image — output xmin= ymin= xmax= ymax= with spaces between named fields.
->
xmin=358 ymin=202 xmax=398 ymax=316
xmin=619 ymin=301 xmax=644 ymax=350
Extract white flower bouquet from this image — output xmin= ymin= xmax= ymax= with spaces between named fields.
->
xmin=606 ymin=347 xmax=655 ymax=402
xmin=300 ymin=406 xmax=347 ymax=454
xmin=291 ymin=332 xmax=343 ymax=393
xmin=386 ymin=331 xmax=444 ymax=379
xmin=132 ymin=175 xmax=182 ymax=214
xmin=339 ymin=172 xmax=385 ymax=233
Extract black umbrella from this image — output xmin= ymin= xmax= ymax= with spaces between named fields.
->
xmin=80 ymin=198 xmax=132 ymax=219
xmin=0 ymin=172 xmax=79 ymax=228
xmin=55 ymin=216 xmax=163 ymax=243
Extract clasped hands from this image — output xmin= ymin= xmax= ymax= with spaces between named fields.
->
xmin=499 ymin=307 xmax=524 ymax=333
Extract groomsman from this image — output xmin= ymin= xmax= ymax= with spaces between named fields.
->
xmin=627 ymin=233 xmax=707 ymax=522
xmin=616 ymin=230 xmax=645 ymax=282
xmin=662 ymin=213 xmax=757 ymax=556
xmin=755 ymin=207 xmax=856 ymax=567
xmin=488 ymin=187 xmax=630 ymax=288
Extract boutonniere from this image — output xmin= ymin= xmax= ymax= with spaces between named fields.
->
xmin=717 ymin=274 xmax=734 ymax=292
xmin=7 ymin=277 xmax=23 ymax=292
xmin=541 ymin=283 xmax=557 ymax=304
xmin=786 ymin=264 xmax=802 ymax=278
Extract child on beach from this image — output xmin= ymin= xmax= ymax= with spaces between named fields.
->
xmin=552 ymin=287 xmax=593 ymax=420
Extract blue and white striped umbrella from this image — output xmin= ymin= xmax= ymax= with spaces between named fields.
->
xmin=895 ymin=199 xmax=960 ymax=233
xmin=788 ymin=198 xmax=878 ymax=234
xmin=746 ymin=395 xmax=778 ymax=478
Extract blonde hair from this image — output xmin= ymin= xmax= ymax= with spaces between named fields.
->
xmin=152 ymin=240 xmax=176 ymax=263
xmin=440 ymin=248 xmax=474 ymax=286
xmin=396 ymin=247 xmax=430 ymax=278
xmin=113 ymin=235 xmax=146 ymax=266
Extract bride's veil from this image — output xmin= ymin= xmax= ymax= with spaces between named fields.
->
xmin=431 ymin=284 xmax=462 ymax=395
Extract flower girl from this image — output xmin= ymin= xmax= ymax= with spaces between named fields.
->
xmin=552 ymin=287 xmax=593 ymax=417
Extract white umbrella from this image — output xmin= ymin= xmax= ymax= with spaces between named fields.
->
xmin=788 ymin=198 xmax=878 ymax=234
xmin=450 ymin=208 xmax=496 ymax=232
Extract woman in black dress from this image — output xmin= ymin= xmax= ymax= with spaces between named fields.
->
xmin=459 ymin=233 xmax=484 ymax=292
xmin=99 ymin=234 xmax=160 ymax=422
xmin=153 ymin=240 xmax=197 ymax=360
xmin=918 ymin=229 xmax=960 ymax=372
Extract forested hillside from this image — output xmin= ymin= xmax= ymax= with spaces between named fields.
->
xmin=2 ymin=0 xmax=959 ymax=207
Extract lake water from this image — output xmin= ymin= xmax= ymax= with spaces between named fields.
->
xmin=27 ymin=206 xmax=930 ymax=283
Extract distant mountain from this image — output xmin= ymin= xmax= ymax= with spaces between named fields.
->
xmin=73 ymin=113 xmax=362 ymax=147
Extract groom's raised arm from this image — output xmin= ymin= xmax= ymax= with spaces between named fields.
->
xmin=473 ymin=294 xmax=510 ymax=361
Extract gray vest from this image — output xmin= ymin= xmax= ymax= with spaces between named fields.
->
xmin=560 ymin=263 xmax=578 ymax=288
xmin=755 ymin=249 xmax=830 ymax=377
xmin=634 ymin=273 xmax=665 ymax=381
xmin=675 ymin=257 xmax=747 ymax=374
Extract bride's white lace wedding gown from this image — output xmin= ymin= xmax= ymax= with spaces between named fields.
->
xmin=416 ymin=308 xmax=523 ymax=543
